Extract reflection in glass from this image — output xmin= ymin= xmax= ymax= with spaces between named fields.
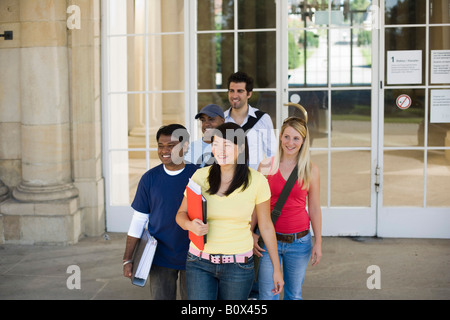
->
xmin=110 ymin=0 xmax=185 ymax=34
xmin=331 ymin=0 xmax=373 ymax=27
xmin=110 ymin=151 xmax=159 ymax=206
xmin=331 ymin=151 xmax=371 ymax=207
xmin=288 ymin=29 xmax=328 ymax=87
xmin=148 ymin=34 xmax=185 ymax=91
xmin=311 ymin=150 xmax=328 ymax=207
xmin=430 ymin=0 xmax=450 ymax=24
xmin=288 ymin=91 xmax=329 ymax=148
xmin=288 ymin=0 xmax=329 ymax=28
xmin=427 ymin=150 xmax=450 ymax=207
xmin=110 ymin=151 xmax=131 ymax=206
xmin=238 ymin=32 xmax=276 ymax=89
xmin=198 ymin=92 xmax=228 ymax=115
xmin=249 ymin=91 xmax=277 ymax=127
xmin=331 ymin=90 xmax=371 ymax=147
xmin=197 ymin=91 xmax=277 ymax=129
xmin=198 ymin=33 xmax=234 ymax=90
xmin=384 ymin=89 xmax=425 ymax=147
xmin=238 ymin=0 xmax=276 ymax=29
xmin=198 ymin=0 xmax=234 ymax=31
xmin=330 ymin=29 xmax=372 ymax=86
xmin=385 ymin=0 xmax=426 ymax=25
xmin=383 ymin=150 xmax=424 ymax=207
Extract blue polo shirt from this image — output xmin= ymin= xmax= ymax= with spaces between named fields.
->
xmin=131 ymin=164 xmax=198 ymax=270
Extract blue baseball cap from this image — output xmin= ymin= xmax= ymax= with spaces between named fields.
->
xmin=195 ymin=104 xmax=225 ymax=119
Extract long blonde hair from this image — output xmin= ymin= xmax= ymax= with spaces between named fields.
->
xmin=270 ymin=112 xmax=312 ymax=190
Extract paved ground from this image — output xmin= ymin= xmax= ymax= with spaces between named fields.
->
xmin=0 ymin=233 xmax=449 ymax=300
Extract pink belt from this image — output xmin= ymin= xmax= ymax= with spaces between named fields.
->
xmin=189 ymin=246 xmax=253 ymax=264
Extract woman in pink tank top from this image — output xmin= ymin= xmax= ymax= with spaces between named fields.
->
xmin=253 ymin=112 xmax=322 ymax=300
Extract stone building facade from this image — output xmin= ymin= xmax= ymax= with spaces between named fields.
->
xmin=0 ymin=0 xmax=103 ymax=244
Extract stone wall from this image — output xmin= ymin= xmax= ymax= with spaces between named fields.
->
xmin=0 ymin=0 xmax=104 ymax=244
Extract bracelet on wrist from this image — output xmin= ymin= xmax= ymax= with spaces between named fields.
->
xmin=123 ymin=260 xmax=133 ymax=266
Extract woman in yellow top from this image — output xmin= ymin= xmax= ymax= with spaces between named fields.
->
xmin=176 ymin=122 xmax=283 ymax=300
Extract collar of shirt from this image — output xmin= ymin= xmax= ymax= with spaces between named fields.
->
xmin=224 ymin=104 xmax=258 ymax=127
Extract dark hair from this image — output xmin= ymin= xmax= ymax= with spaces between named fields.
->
xmin=207 ymin=123 xmax=250 ymax=196
xmin=156 ymin=124 xmax=189 ymax=143
xmin=227 ymin=71 xmax=254 ymax=93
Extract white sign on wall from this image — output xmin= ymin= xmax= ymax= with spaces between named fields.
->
xmin=387 ymin=50 xmax=422 ymax=85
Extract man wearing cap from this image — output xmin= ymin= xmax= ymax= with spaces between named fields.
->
xmin=184 ymin=104 xmax=225 ymax=167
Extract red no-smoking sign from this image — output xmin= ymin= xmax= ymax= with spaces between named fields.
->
xmin=396 ymin=94 xmax=412 ymax=110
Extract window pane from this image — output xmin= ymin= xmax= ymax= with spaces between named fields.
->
xmin=430 ymin=26 xmax=450 ymax=85
xmin=331 ymin=0 xmax=373 ymax=27
xmin=427 ymin=150 xmax=450 ymax=207
xmin=238 ymin=0 xmax=276 ymax=29
xmin=311 ymin=150 xmax=328 ymax=207
xmin=248 ymin=91 xmax=277 ymax=127
xmin=197 ymin=33 xmax=234 ymax=90
xmin=385 ymin=0 xmax=426 ymax=25
xmin=288 ymin=29 xmax=327 ymax=87
xmin=331 ymin=90 xmax=371 ymax=147
xmin=288 ymin=0 xmax=329 ymax=28
xmin=148 ymin=34 xmax=185 ymax=91
xmin=198 ymin=0 xmax=234 ymax=31
xmin=110 ymin=151 xmax=131 ymax=205
xmin=384 ymin=27 xmax=426 ymax=86
xmin=383 ymin=150 xmax=424 ymax=207
xmin=384 ymin=89 xmax=425 ymax=147
xmin=198 ymin=92 xmax=228 ymax=112
xmin=430 ymin=0 xmax=450 ymax=24
xmin=428 ymin=89 xmax=450 ymax=146
xmin=330 ymin=28 xmax=372 ymax=86
xmin=238 ymin=32 xmax=276 ymax=89
xmin=331 ymin=150 xmax=371 ymax=207
xmin=288 ymin=91 xmax=329 ymax=148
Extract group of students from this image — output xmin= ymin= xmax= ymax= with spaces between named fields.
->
xmin=122 ymin=71 xmax=322 ymax=300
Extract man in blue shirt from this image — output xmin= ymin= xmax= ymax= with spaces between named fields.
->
xmin=122 ymin=124 xmax=198 ymax=300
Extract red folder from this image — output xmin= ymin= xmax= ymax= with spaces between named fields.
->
xmin=186 ymin=179 xmax=207 ymax=250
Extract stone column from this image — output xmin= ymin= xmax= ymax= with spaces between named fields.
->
xmin=0 ymin=180 xmax=8 ymax=203
xmin=1 ymin=0 xmax=81 ymax=244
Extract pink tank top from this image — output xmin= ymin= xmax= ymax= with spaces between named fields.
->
xmin=266 ymin=169 xmax=310 ymax=234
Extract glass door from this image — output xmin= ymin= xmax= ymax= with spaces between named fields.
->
xmin=378 ymin=0 xmax=450 ymax=238
xmin=285 ymin=0 xmax=378 ymax=236
xmin=102 ymin=0 xmax=189 ymax=232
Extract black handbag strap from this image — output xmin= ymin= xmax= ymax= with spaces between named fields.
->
xmin=270 ymin=165 xmax=298 ymax=225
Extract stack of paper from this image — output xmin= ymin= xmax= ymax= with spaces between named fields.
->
xmin=131 ymin=228 xmax=158 ymax=287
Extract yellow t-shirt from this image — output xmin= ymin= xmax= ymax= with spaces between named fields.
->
xmin=189 ymin=167 xmax=271 ymax=255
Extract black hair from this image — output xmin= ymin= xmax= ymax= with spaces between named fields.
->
xmin=227 ymin=71 xmax=254 ymax=93
xmin=207 ymin=122 xmax=250 ymax=196
xmin=156 ymin=124 xmax=189 ymax=143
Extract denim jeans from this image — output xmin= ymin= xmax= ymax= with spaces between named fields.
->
xmin=258 ymin=232 xmax=312 ymax=300
xmin=185 ymin=252 xmax=255 ymax=300
xmin=149 ymin=264 xmax=187 ymax=300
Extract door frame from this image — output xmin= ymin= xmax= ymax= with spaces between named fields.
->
xmin=280 ymin=0 xmax=380 ymax=236
xmin=376 ymin=0 xmax=450 ymax=239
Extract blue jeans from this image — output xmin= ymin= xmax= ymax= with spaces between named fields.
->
xmin=185 ymin=252 xmax=255 ymax=300
xmin=258 ymin=232 xmax=312 ymax=300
